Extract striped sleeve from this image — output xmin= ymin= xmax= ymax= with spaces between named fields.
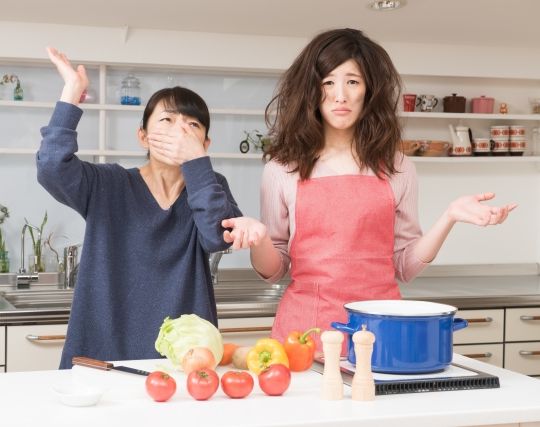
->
xmin=389 ymin=154 xmax=429 ymax=282
xmin=259 ymin=160 xmax=294 ymax=282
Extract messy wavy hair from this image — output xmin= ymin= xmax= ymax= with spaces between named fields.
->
xmin=264 ymin=28 xmax=402 ymax=180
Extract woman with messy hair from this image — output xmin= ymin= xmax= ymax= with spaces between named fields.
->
xmin=223 ymin=28 xmax=515 ymax=351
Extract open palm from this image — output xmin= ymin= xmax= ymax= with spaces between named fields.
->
xmin=46 ymin=46 xmax=88 ymax=104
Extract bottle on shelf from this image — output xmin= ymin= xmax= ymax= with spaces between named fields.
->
xmin=120 ymin=74 xmax=141 ymax=106
xmin=13 ymin=80 xmax=23 ymax=101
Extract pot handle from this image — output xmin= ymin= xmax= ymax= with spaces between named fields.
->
xmin=330 ymin=321 xmax=356 ymax=335
xmin=453 ymin=317 xmax=468 ymax=331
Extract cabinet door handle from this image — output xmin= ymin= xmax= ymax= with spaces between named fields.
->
xmin=219 ymin=326 xmax=272 ymax=334
xmin=519 ymin=350 xmax=540 ymax=356
xmin=463 ymin=317 xmax=493 ymax=323
xmin=462 ymin=352 xmax=492 ymax=359
xmin=520 ymin=315 xmax=540 ymax=321
xmin=25 ymin=334 xmax=66 ymax=341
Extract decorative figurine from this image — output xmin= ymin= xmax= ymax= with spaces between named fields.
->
xmin=351 ymin=325 xmax=376 ymax=401
xmin=321 ymin=330 xmax=344 ymax=400
xmin=499 ymin=103 xmax=508 ymax=114
xmin=239 ymin=130 xmax=272 ymax=154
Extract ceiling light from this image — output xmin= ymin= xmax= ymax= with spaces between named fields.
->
xmin=368 ymin=0 xmax=406 ymax=11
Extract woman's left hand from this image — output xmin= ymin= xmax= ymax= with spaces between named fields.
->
xmin=222 ymin=217 xmax=268 ymax=249
xmin=446 ymin=192 xmax=517 ymax=226
xmin=147 ymin=123 xmax=206 ymax=166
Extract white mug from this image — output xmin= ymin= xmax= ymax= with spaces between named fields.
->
xmin=416 ymin=95 xmax=439 ymax=112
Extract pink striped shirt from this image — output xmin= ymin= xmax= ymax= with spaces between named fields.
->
xmin=259 ymin=154 xmax=428 ymax=284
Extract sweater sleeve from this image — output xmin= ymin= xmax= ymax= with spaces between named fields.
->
xmin=258 ymin=160 xmax=292 ymax=283
xmin=182 ymin=156 xmax=243 ymax=253
xmin=391 ymin=155 xmax=429 ymax=282
xmin=36 ymin=101 xmax=98 ymax=218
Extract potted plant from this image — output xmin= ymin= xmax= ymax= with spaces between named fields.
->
xmin=0 ymin=204 xmax=9 ymax=273
xmin=25 ymin=211 xmax=48 ymax=273
xmin=0 ymin=74 xmax=23 ymax=101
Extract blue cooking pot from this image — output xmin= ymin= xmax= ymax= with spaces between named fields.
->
xmin=331 ymin=300 xmax=468 ymax=374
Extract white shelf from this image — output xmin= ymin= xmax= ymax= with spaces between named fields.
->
xmin=0 ymin=147 xmax=264 ymax=159
xmin=0 ymin=100 xmax=265 ymax=116
xmin=4 ymin=146 xmax=538 ymax=162
xmin=409 ymin=155 xmax=540 ymax=163
xmin=400 ymin=111 xmax=540 ymax=121
xmin=6 ymin=101 xmax=539 ymax=120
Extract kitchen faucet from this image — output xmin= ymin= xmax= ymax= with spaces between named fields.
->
xmin=209 ymin=248 xmax=232 ymax=286
xmin=63 ymin=244 xmax=81 ymax=289
xmin=17 ymin=223 xmax=41 ymax=288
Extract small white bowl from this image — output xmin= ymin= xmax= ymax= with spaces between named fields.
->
xmin=52 ymin=384 xmax=105 ymax=407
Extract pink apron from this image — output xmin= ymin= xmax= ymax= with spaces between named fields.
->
xmin=271 ymin=175 xmax=401 ymax=353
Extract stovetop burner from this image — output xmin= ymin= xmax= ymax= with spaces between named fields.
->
xmin=311 ymin=358 xmax=500 ymax=395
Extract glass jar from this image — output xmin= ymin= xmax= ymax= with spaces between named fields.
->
xmin=120 ymin=74 xmax=141 ymax=105
xmin=13 ymin=81 xmax=23 ymax=101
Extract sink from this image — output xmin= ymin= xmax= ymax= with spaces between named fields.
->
xmin=0 ymin=289 xmax=73 ymax=310
xmin=214 ymin=282 xmax=286 ymax=302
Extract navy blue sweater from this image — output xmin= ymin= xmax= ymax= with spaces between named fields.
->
xmin=37 ymin=102 xmax=242 ymax=369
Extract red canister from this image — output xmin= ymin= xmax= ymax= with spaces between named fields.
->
xmin=471 ymin=96 xmax=495 ymax=114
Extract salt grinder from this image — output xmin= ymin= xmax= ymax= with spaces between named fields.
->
xmin=321 ymin=330 xmax=344 ymax=400
xmin=352 ymin=325 xmax=376 ymax=401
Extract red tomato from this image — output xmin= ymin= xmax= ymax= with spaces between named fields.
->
xmin=182 ymin=347 xmax=216 ymax=375
xmin=187 ymin=368 xmax=219 ymax=401
xmin=220 ymin=370 xmax=254 ymax=399
xmin=258 ymin=363 xmax=291 ymax=396
xmin=145 ymin=371 xmax=177 ymax=402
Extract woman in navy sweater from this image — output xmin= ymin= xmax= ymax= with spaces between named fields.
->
xmin=38 ymin=47 xmax=241 ymax=368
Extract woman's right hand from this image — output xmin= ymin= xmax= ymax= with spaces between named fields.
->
xmin=46 ymin=46 xmax=88 ymax=105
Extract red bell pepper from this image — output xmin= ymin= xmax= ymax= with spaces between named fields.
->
xmin=283 ymin=327 xmax=320 ymax=371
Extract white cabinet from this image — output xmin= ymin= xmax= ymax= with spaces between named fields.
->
xmin=453 ymin=343 xmax=504 ymax=368
xmin=454 ymin=309 xmax=504 ymax=344
xmin=453 ymin=309 xmax=505 ymax=368
xmin=6 ymin=323 xmax=67 ymax=372
xmin=504 ymin=308 xmax=540 ymax=376
xmin=219 ymin=317 xmax=273 ymax=347
xmin=452 ymin=307 xmax=540 ymax=375
xmin=506 ymin=307 xmax=540 ymax=342
xmin=0 ymin=326 xmax=5 ymax=369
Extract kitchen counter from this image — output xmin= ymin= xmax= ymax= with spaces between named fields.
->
xmin=1 ymin=354 xmax=540 ymax=427
xmin=401 ymin=274 xmax=540 ymax=309
xmin=2 ymin=265 xmax=540 ymax=324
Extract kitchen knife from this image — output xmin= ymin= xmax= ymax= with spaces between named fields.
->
xmin=72 ymin=356 xmax=150 ymax=376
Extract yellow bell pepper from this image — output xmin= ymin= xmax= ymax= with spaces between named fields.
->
xmin=247 ymin=338 xmax=289 ymax=374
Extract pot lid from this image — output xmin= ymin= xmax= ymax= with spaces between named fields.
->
xmin=472 ymin=95 xmax=494 ymax=101
xmin=344 ymin=300 xmax=457 ymax=316
xmin=444 ymin=93 xmax=465 ymax=100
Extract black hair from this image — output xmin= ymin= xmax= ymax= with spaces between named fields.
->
xmin=141 ymin=86 xmax=210 ymax=138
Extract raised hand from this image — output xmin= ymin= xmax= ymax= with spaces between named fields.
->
xmin=46 ymin=46 xmax=88 ymax=105
xmin=446 ymin=192 xmax=517 ymax=226
xmin=222 ymin=217 xmax=268 ymax=249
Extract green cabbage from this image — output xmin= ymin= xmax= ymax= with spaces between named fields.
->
xmin=155 ymin=314 xmax=223 ymax=369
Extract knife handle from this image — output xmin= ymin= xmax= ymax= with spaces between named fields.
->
xmin=72 ymin=356 xmax=114 ymax=370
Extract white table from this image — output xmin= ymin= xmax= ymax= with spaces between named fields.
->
xmin=1 ymin=354 xmax=540 ymax=427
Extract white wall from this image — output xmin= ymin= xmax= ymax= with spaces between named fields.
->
xmin=0 ymin=22 xmax=539 ymax=271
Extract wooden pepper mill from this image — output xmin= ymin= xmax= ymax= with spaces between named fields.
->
xmin=351 ymin=324 xmax=376 ymax=401
xmin=321 ymin=330 xmax=344 ymax=400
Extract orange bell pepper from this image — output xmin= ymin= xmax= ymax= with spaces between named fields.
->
xmin=247 ymin=338 xmax=289 ymax=375
xmin=283 ymin=327 xmax=320 ymax=371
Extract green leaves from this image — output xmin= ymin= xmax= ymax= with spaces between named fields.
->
xmin=24 ymin=211 xmax=48 ymax=272
xmin=0 ymin=204 xmax=9 ymax=253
